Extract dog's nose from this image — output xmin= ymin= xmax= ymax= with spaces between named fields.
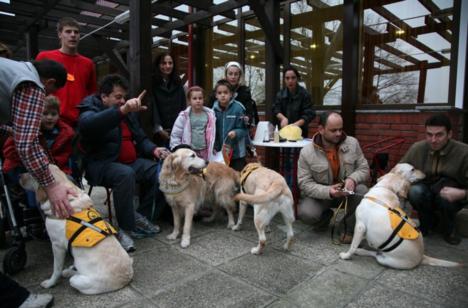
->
xmin=204 ymin=160 xmax=208 ymax=166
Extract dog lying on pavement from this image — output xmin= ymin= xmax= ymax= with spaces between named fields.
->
xmin=233 ymin=163 xmax=295 ymax=255
xmin=20 ymin=164 xmax=133 ymax=294
xmin=159 ymin=148 xmax=239 ymax=248
xmin=339 ymin=163 xmax=461 ymax=269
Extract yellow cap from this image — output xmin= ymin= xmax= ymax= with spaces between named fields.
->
xmin=279 ymin=125 xmax=302 ymax=141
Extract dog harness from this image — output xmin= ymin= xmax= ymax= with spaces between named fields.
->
xmin=364 ymin=196 xmax=420 ymax=252
xmin=66 ymin=208 xmax=117 ymax=251
xmin=240 ymin=163 xmax=262 ymax=189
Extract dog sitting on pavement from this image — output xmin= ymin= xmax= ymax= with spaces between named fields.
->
xmin=339 ymin=163 xmax=461 ymax=269
xmin=20 ymin=164 xmax=133 ymax=294
xmin=233 ymin=163 xmax=295 ymax=255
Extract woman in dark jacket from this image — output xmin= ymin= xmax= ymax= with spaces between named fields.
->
xmin=151 ymin=52 xmax=186 ymax=145
xmin=273 ymin=65 xmax=315 ymax=196
xmin=273 ymin=65 xmax=315 ymax=138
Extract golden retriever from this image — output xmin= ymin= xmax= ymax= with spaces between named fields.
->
xmin=20 ymin=165 xmax=133 ymax=294
xmin=233 ymin=164 xmax=295 ymax=254
xmin=339 ymin=163 xmax=460 ymax=269
xmin=159 ymin=148 xmax=239 ymax=248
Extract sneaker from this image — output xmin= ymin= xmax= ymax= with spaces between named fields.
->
xmin=313 ymin=209 xmax=333 ymax=232
xmin=134 ymin=212 xmax=161 ymax=236
xmin=19 ymin=293 xmax=54 ymax=308
xmin=443 ymin=232 xmax=461 ymax=245
xmin=117 ymin=230 xmax=136 ymax=252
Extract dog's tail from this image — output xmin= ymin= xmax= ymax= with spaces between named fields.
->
xmin=421 ymin=255 xmax=462 ymax=267
xmin=234 ymin=181 xmax=284 ymax=204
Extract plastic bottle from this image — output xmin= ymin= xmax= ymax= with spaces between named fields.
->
xmin=274 ymin=125 xmax=280 ymax=143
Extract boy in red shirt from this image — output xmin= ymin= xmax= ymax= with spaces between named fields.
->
xmin=36 ymin=17 xmax=96 ymax=128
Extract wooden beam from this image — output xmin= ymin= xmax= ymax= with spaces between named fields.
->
xmin=152 ymin=0 xmax=248 ymax=37
xmin=94 ymin=36 xmax=129 ymax=78
xmin=249 ymin=0 xmax=283 ymax=63
xmin=172 ymin=0 xmax=236 ymax=20
xmin=129 ymin=0 xmax=153 ymax=137
xmin=417 ymin=61 xmax=428 ymax=104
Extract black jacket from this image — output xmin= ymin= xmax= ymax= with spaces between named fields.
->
xmin=151 ymin=81 xmax=186 ymax=133
xmin=272 ymin=85 xmax=315 ymax=137
xmin=78 ymin=94 xmax=157 ymax=185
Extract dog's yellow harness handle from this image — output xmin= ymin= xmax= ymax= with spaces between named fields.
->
xmin=66 ymin=208 xmax=117 ymax=248
xmin=240 ymin=163 xmax=262 ymax=188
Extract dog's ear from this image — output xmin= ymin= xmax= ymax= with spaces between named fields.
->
xmin=394 ymin=178 xmax=411 ymax=199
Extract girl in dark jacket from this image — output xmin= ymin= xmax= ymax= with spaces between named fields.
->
xmin=151 ymin=52 xmax=186 ymax=145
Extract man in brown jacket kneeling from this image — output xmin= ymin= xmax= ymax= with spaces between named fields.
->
xmin=297 ymin=112 xmax=370 ymax=243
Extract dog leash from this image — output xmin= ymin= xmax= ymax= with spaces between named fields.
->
xmin=330 ymin=196 xmax=349 ymax=245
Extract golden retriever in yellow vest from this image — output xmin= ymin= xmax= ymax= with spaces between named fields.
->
xmin=19 ymin=164 xmax=133 ymax=294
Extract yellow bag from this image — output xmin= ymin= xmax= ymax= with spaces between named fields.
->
xmin=279 ymin=125 xmax=303 ymax=141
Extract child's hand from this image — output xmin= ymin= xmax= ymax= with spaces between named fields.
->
xmin=228 ymin=131 xmax=236 ymax=139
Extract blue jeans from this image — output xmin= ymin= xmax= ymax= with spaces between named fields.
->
xmin=408 ymin=182 xmax=464 ymax=235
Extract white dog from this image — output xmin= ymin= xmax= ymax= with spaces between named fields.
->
xmin=20 ymin=165 xmax=133 ymax=294
xmin=339 ymin=163 xmax=460 ymax=269
xmin=233 ymin=164 xmax=295 ymax=255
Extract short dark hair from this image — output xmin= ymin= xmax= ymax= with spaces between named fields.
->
xmin=318 ymin=111 xmax=341 ymax=126
xmin=425 ymin=113 xmax=452 ymax=132
xmin=57 ymin=17 xmax=80 ymax=32
xmin=32 ymin=59 xmax=67 ymax=89
xmin=282 ymin=65 xmax=301 ymax=81
xmin=214 ymin=79 xmax=233 ymax=93
xmin=99 ymin=74 xmax=128 ymax=96
xmin=0 ymin=42 xmax=12 ymax=59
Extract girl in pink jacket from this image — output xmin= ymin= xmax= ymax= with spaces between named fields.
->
xmin=170 ymin=86 xmax=216 ymax=160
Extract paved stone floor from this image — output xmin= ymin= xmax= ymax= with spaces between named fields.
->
xmin=2 ymin=186 xmax=467 ymax=308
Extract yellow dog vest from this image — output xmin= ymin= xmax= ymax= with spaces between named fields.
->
xmin=240 ymin=163 xmax=262 ymax=187
xmin=66 ymin=208 xmax=117 ymax=248
xmin=388 ymin=207 xmax=420 ymax=240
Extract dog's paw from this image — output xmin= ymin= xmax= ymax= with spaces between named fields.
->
xmin=283 ymin=237 xmax=295 ymax=251
xmin=251 ymin=247 xmax=262 ymax=255
xmin=227 ymin=222 xmax=235 ymax=229
xmin=180 ymin=236 xmax=190 ymax=248
xmin=41 ymin=279 xmax=57 ymax=289
xmin=339 ymin=252 xmax=352 ymax=260
xmin=232 ymin=224 xmax=241 ymax=231
xmin=166 ymin=233 xmax=178 ymax=240
xmin=62 ymin=267 xmax=76 ymax=278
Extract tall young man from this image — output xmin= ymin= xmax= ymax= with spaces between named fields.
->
xmin=36 ymin=17 xmax=96 ymax=127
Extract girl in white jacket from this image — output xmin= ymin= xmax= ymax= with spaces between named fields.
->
xmin=170 ymin=86 xmax=216 ymax=160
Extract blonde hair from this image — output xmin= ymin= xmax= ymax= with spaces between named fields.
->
xmin=44 ymin=95 xmax=60 ymax=112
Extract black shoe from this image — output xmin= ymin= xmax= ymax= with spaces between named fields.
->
xmin=443 ymin=233 xmax=461 ymax=245
xmin=313 ymin=210 xmax=333 ymax=232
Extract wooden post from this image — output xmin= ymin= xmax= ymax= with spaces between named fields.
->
xmin=417 ymin=61 xmax=428 ymax=104
xmin=129 ymin=0 xmax=153 ymax=138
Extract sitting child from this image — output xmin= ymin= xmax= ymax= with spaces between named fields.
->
xmin=212 ymin=79 xmax=248 ymax=171
xmin=170 ymin=86 xmax=216 ymax=160
xmin=3 ymin=95 xmax=74 ymax=176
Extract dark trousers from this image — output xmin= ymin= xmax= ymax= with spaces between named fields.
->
xmin=230 ymin=157 xmax=246 ymax=172
xmin=0 ymin=272 xmax=29 ymax=308
xmin=97 ymin=158 xmax=159 ymax=231
xmin=408 ymin=183 xmax=464 ymax=235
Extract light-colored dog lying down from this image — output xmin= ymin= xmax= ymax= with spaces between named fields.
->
xmin=20 ymin=164 xmax=133 ymax=294
xmin=159 ymin=148 xmax=239 ymax=248
xmin=339 ymin=163 xmax=461 ymax=269
xmin=233 ymin=163 xmax=295 ymax=255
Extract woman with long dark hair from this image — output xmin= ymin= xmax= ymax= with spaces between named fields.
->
xmin=151 ymin=52 xmax=186 ymax=145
